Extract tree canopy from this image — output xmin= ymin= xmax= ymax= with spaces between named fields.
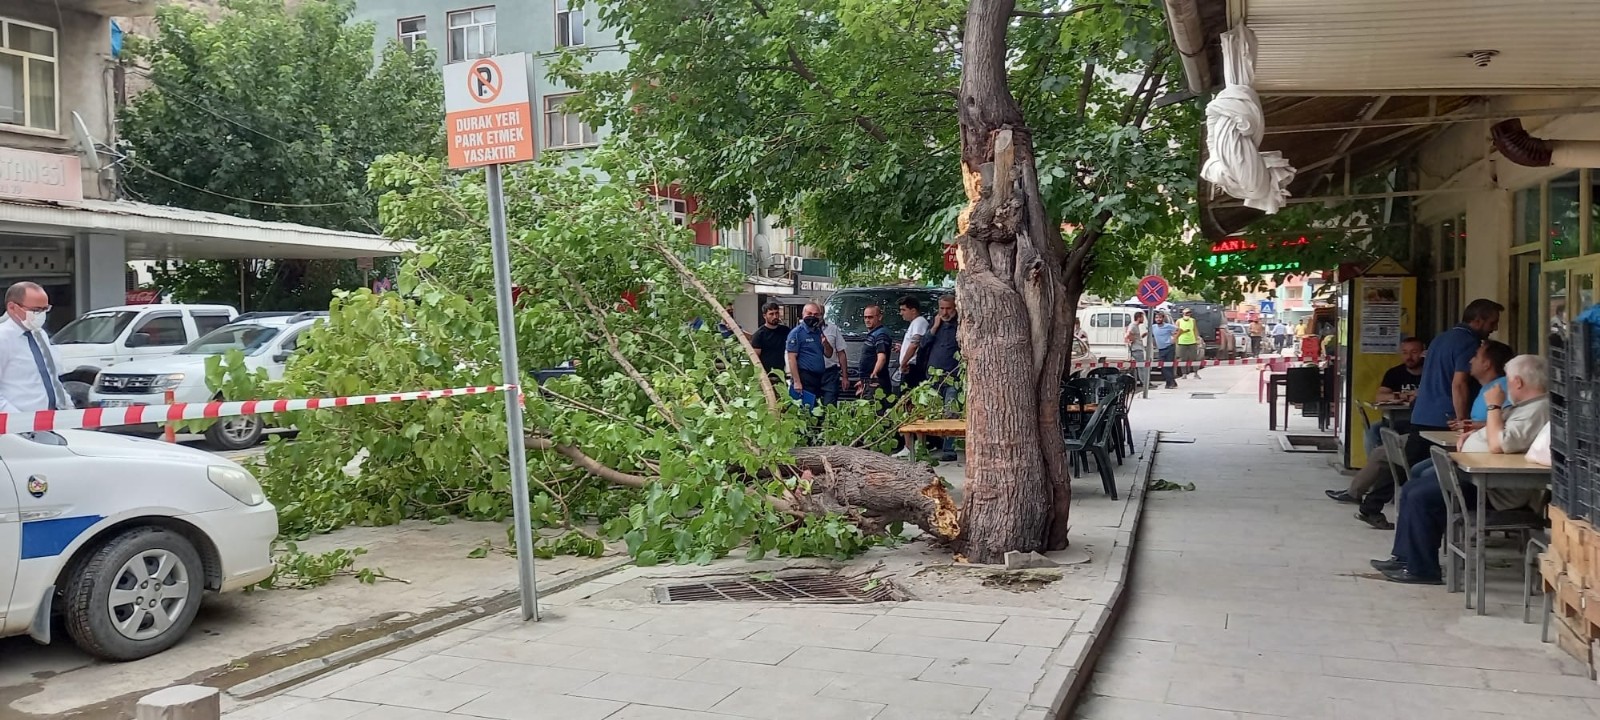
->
xmin=119 ymin=0 xmax=442 ymax=309
xmin=557 ymin=0 xmax=1201 ymax=295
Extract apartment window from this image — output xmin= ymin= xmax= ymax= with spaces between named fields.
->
xmin=447 ymin=7 xmax=496 ymax=63
xmin=543 ymin=94 xmax=597 ymax=148
xmin=0 ymin=18 xmax=58 ymax=131
xmin=398 ymin=16 xmax=427 ymax=52
xmin=555 ymin=0 xmax=585 ymax=48
xmin=657 ymin=197 xmax=687 ymax=226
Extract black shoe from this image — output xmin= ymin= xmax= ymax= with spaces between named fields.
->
xmin=1165 ymin=384 xmax=1178 ymax=389
xmin=1355 ymin=511 xmax=1394 ymax=530
xmin=1381 ymin=567 xmax=1442 ymax=585
xmin=937 ymin=452 xmax=958 ymax=462
xmin=1326 ymin=489 xmax=1358 ymax=503
xmin=1370 ymin=557 xmax=1405 ymax=573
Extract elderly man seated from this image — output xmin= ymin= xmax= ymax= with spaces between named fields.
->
xmin=1372 ymin=353 xmax=1549 ymax=585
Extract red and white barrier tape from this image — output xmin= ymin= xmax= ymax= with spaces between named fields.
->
xmin=1071 ymin=355 xmax=1302 ymax=370
xmin=0 ymin=384 xmax=514 ymax=435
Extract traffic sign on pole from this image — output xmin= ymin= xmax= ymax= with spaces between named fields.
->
xmin=1136 ymin=275 xmax=1169 ymax=308
xmin=444 ymin=54 xmax=540 ymax=621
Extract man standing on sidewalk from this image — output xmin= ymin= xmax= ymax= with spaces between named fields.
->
xmin=785 ymin=303 xmax=829 ymax=405
xmin=750 ymin=303 xmax=790 ymax=378
xmin=1175 ymin=308 xmax=1203 ymax=379
xmin=1151 ymin=312 xmax=1178 ymax=389
xmin=0 ymin=282 xmax=67 ymax=413
xmin=926 ymin=295 xmax=962 ymax=461
xmin=1248 ymin=318 xmax=1266 ymax=357
xmin=1125 ymin=310 xmax=1150 ymax=387
xmin=896 ymin=296 xmax=931 ymax=392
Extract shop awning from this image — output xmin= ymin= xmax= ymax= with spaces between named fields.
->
xmin=1164 ymin=0 xmax=1600 ymax=238
xmin=0 ymin=198 xmax=413 ymax=260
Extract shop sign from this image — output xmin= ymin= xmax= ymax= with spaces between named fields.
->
xmin=125 ymin=289 xmax=160 ymax=305
xmin=0 ymin=147 xmax=82 ymax=202
xmin=800 ymin=279 xmax=834 ymax=291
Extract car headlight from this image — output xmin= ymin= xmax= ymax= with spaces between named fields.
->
xmin=208 ymin=465 xmax=266 ymax=506
xmin=153 ymin=373 xmax=187 ymax=390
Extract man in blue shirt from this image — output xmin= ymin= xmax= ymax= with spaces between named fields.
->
xmin=1355 ymin=298 xmax=1502 ymax=527
xmin=1149 ymin=312 xmax=1179 ymax=389
xmin=785 ymin=303 xmax=829 ymax=403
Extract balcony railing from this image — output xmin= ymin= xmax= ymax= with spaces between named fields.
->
xmin=688 ymin=245 xmax=758 ymax=276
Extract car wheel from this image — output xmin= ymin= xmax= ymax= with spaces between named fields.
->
xmin=62 ymin=527 xmax=205 ymax=661
xmin=204 ymin=416 xmax=263 ymax=450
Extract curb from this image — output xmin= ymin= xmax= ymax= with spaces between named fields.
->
xmin=1023 ymin=430 xmax=1160 ymax=720
xmin=225 ymin=555 xmax=634 ymax=700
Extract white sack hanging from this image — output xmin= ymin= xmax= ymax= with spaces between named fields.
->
xmin=1200 ymin=25 xmax=1296 ymax=214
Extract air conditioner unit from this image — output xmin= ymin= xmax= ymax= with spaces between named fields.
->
xmin=788 ymin=255 xmax=806 ymax=272
xmin=768 ymin=253 xmax=790 ymax=269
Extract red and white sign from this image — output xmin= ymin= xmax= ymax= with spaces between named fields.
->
xmin=0 ymin=147 xmax=82 ymax=202
xmin=125 ymin=289 xmax=160 ymax=305
xmin=444 ymin=54 xmax=535 ymax=169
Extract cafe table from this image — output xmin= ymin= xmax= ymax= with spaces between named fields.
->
xmin=1374 ymin=401 xmax=1413 ymax=426
xmin=1420 ymin=430 xmax=1459 ymax=447
xmin=1448 ymin=452 xmax=1551 ymax=615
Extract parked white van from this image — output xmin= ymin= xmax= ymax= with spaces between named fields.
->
xmin=1076 ymin=306 xmax=1143 ymax=361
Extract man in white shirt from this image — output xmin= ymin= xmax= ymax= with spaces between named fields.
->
xmin=0 ymin=282 xmax=69 ymax=414
xmin=1124 ymin=311 xmax=1150 ymax=386
xmin=818 ymin=314 xmax=848 ymax=405
xmin=897 ymin=295 xmax=931 ymax=391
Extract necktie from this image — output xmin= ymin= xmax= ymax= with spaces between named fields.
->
xmin=24 ymin=331 xmax=58 ymax=411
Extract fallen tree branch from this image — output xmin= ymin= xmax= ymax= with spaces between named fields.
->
xmin=649 ymin=239 xmax=781 ymax=415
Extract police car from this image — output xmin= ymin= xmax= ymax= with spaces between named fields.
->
xmin=0 ymin=431 xmax=276 ymax=660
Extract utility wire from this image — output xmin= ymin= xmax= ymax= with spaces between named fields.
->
xmin=122 ymin=155 xmax=362 ymax=210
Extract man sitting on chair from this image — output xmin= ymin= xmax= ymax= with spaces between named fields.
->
xmin=1372 ymin=354 xmax=1549 ymax=585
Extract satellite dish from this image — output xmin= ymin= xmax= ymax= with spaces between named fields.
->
xmin=71 ymin=111 xmax=104 ymax=174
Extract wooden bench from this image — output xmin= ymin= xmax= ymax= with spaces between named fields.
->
xmin=899 ymin=407 xmax=1100 ymax=448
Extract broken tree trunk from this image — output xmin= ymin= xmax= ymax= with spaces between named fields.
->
xmin=531 ymin=437 xmax=960 ymax=543
xmin=954 ymin=0 xmax=1075 ymax=563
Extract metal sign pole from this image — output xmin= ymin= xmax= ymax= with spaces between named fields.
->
xmin=486 ymin=163 xmax=540 ymax=621
xmin=1143 ymin=329 xmax=1153 ymax=399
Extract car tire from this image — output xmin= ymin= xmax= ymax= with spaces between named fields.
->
xmin=204 ymin=416 xmax=263 ymax=451
xmin=62 ymin=527 xmax=205 ymax=661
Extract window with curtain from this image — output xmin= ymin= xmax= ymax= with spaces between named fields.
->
xmin=0 ymin=18 xmax=57 ymax=131
xmin=447 ymin=7 xmax=496 ymax=63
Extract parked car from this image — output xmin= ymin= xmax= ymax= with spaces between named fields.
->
xmin=1168 ymin=301 xmax=1227 ymax=359
xmin=88 ymin=312 xmax=326 ymax=450
xmin=52 ymin=304 xmax=238 ymax=406
xmin=824 ymin=286 xmax=947 ymax=378
xmin=1223 ymin=322 xmax=1253 ymax=359
xmin=0 ymin=430 xmax=276 ymax=660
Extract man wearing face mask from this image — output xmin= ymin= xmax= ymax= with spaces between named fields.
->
xmin=785 ymin=303 xmax=830 ymax=404
xmin=0 ymin=282 xmax=69 ymax=413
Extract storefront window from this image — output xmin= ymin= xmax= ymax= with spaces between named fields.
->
xmin=1549 ymin=271 xmax=1569 ymax=338
xmin=1516 ymin=185 xmax=1541 ymax=247
xmin=1549 ymin=172 xmax=1581 ymax=260
xmin=1578 ymin=272 xmax=1597 ymax=318
xmin=1590 ymin=170 xmax=1600 ymax=255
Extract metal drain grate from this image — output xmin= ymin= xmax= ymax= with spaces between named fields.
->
xmin=1189 ymin=392 xmax=1217 ymax=399
xmin=655 ymin=574 xmax=894 ymax=604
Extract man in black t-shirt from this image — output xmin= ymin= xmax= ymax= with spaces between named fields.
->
xmin=750 ymin=302 xmax=790 ymax=378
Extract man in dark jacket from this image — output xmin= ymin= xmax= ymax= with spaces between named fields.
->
xmin=925 ymin=295 xmax=961 ymax=460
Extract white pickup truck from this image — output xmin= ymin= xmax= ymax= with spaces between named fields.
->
xmin=51 ymin=305 xmax=238 ymax=406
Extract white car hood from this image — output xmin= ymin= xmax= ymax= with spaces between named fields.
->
xmin=58 ymin=429 xmax=221 ymax=463
xmin=95 ymin=354 xmax=216 ymax=376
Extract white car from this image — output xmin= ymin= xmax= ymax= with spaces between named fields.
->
xmin=88 ymin=312 xmax=325 ymax=450
xmin=52 ymin=304 xmax=239 ymax=397
xmin=0 ymin=430 xmax=275 ymax=660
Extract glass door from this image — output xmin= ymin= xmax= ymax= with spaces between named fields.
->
xmin=1515 ymin=254 xmax=1542 ymax=355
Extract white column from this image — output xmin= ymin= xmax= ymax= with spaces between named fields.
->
xmin=74 ymin=232 xmax=128 ymax=311
xmin=1463 ymin=189 xmax=1513 ymax=336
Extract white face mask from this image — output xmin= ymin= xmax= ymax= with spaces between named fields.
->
xmin=20 ymin=309 xmax=45 ymax=331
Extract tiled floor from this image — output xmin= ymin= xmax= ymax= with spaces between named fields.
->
xmin=1073 ymin=368 xmax=1599 ymax=720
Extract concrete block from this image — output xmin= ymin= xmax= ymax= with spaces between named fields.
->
xmin=136 ymin=685 xmax=220 ymax=720
xmin=988 ymin=616 xmax=1074 ymax=649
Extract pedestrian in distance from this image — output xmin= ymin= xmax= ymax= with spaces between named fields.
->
xmin=784 ymin=303 xmax=830 ymax=407
xmin=895 ymin=296 xmax=930 ymax=393
xmin=1151 ymin=312 xmax=1179 ymax=389
xmin=1175 ymin=308 xmax=1203 ymax=379
xmin=926 ymin=295 xmax=962 ymax=461
xmin=750 ymin=302 xmax=790 ymax=379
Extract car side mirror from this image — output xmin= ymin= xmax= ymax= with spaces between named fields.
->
xmin=272 ymin=351 xmax=291 ymax=363
xmin=126 ymin=333 xmax=151 ymax=348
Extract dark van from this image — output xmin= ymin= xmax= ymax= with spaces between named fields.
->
xmin=824 ymin=286 xmax=948 ymax=376
xmin=1168 ymin=301 xmax=1226 ymax=359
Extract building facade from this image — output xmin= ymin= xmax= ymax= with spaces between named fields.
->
xmin=350 ymin=0 xmax=836 ymax=328
xmin=1 ymin=0 xmax=407 ymax=330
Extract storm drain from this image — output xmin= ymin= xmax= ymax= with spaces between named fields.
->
xmin=1190 ymin=392 xmax=1218 ymax=399
xmin=655 ymin=573 xmax=895 ymax=604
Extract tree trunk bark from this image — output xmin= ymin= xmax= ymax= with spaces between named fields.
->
xmin=788 ymin=446 xmax=961 ymax=541
xmin=954 ymin=0 xmax=1075 ymax=562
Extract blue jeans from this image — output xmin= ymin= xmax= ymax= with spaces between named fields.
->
xmin=1390 ymin=461 xmax=1477 ymax=580
xmin=1363 ymin=420 xmax=1387 ymax=455
xmin=1157 ymin=345 xmax=1176 ymax=386
xmin=938 ymin=380 xmax=961 ymax=452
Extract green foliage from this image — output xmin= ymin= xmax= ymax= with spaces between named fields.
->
xmin=120 ymin=0 xmax=442 ymax=309
xmin=252 ymin=542 xmax=392 ymax=590
xmin=558 ymin=0 xmax=1201 ymax=294
xmin=224 ymin=149 xmax=941 ymax=566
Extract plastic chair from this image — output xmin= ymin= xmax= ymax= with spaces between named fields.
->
xmin=1065 ymin=403 xmax=1117 ymax=500
xmin=1430 ymin=446 xmax=1542 ymax=608
xmin=1379 ymin=427 xmax=1413 ymax=503
xmin=1525 ymin=532 xmax=1553 ymax=640
xmin=1257 ymin=356 xmax=1290 ymax=403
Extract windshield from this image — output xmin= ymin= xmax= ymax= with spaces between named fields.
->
xmin=826 ymin=290 xmax=945 ymax=338
xmin=177 ymin=323 xmax=281 ymax=356
xmin=52 ymin=311 xmax=138 ymax=345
